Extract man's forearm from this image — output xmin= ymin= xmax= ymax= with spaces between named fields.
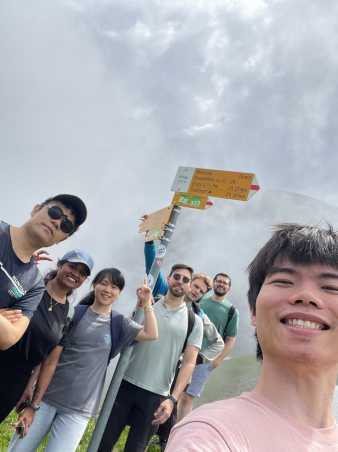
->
xmin=171 ymin=362 xmax=196 ymax=401
xmin=0 ymin=314 xmax=28 ymax=349
xmin=214 ymin=337 xmax=236 ymax=362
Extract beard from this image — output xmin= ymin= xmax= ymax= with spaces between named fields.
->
xmin=214 ymin=286 xmax=227 ymax=297
xmin=168 ymin=285 xmax=184 ymax=298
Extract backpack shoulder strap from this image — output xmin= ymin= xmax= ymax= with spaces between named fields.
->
xmin=108 ymin=311 xmax=124 ymax=362
xmin=71 ymin=305 xmax=89 ymax=328
xmin=226 ymin=305 xmax=236 ymax=326
xmin=223 ymin=305 xmax=236 ymax=339
xmin=181 ymin=305 xmax=196 ymax=354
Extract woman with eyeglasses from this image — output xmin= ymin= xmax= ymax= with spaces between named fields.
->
xmin=0 ymin=249 xmax=93 ymax=423
xmin=8 ymin=268 xmax=158 ymax=452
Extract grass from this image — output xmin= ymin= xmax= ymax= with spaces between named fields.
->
xmin=0 ymin=412 xmax=160 ymax=452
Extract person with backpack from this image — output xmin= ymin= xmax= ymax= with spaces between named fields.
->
xmin=0 ymin=249 xmax=93 ymax=423
xmin=143 ymin=241 xmax=224 ymax=449
xmin=200 ymin=272 xmax=239 ymax=369
xmin=98 ymin=263 xmax=203 ymax=452
xmin=8 ymin=267 xmax=158 ymax=452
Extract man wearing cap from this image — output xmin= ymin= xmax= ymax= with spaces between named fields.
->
xmin=0 ymin=194 xmax=87 ymax=350
xmin=0 ymin=248 xmax=93 ymax=423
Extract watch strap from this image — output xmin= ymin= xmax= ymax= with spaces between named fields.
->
xmin=166 ymin=394 xmax=177 ymax=405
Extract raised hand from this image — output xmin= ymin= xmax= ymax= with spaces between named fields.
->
xmin=33 ymin=250 xmax=53 ymax=263
xmin=136 ymin=277 xmax=153 ymax=309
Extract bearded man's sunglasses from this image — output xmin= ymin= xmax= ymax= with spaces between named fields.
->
xmin=47 ymin=206 xmax=75 ymax=234
xmin=172 ymin=273 xmax=191 ymax=284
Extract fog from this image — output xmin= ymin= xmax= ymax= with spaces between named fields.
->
xmin=2 ymin=1 xmax=338 ymax=357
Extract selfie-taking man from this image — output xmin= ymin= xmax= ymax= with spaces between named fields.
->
xmin=167 ymin=224 xmax=338 ymax=451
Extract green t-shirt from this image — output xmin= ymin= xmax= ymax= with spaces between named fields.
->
xmin=200 ymin=296 xmax=239 ymax=339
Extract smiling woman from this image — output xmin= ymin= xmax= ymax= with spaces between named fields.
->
xmin=7 ymin=267 xmax=158 ymax=452
xmin=0 ymin=249 xmax=93 ymax=423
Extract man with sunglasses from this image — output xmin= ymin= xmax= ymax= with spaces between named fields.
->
xmin=0 ymin=194 xmax=87 ymax=350
xmin=143 ymin=240 xmax=226 ymax=445
xmin=98 ymin=263 xmax=203 ymax=452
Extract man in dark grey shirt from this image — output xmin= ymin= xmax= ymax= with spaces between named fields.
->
xmin=0 ymin=194 xmax=87 ymax=349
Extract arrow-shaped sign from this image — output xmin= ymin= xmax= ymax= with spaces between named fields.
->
xmin=171 ymin=166 xmax=260 ymax=201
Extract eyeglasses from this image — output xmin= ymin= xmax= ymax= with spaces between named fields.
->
xmin=172 ymin=273 xmax=191 ymax=284
xmin=48 ymin=206 xmax=75 ymax=234
xmin=215 ymin=279 xmax=229 ymax=285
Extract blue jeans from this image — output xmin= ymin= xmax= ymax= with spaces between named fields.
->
xmin=8 ymin=401 xmax=89 ymax=452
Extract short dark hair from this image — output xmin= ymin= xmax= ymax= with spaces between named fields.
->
xmin=40 ymin=194 xmax=87 ymax=234
xmin=213 ymin=272 xmax=231 ymax=287
xmin=169 ymin=264 xmax=194 ymax=278
xmin=248 ymin=223 xmax=338 ymax=360
xmin=80 ymin=268 xmax=125 ymax=306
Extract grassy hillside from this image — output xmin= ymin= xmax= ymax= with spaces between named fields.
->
xmin=195 ymin=355 xmax=260 ymax=408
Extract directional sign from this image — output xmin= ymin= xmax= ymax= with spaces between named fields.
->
xmin=171 ymin=166 xmax=260 ymax=201
xmin=171 ymin=192 xmax=209 ymax=210
xmin=139 ymin=206 xmax=173 ymax=242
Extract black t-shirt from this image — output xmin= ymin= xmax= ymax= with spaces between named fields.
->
xmin=0 ymin=221 xmax=45 ymax=318
xmin=1 ymin=291 xmax=70 ymax=368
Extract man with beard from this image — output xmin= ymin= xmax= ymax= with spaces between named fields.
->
xmin=142 ymin=242 xmax=225 ymax=449
xmin=98 ymin=263 xmax=203 ymax=452
xmin=200 ymin=273 xmax=239 ymax=369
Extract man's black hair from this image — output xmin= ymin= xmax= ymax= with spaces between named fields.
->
xmin=169 ymin=264 xmax=194 ymax=278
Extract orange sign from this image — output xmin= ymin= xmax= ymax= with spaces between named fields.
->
xmin=171 ymin=167 xmax=260 ymax=201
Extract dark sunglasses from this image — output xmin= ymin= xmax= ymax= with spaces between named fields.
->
xmin=172 ymin=273 xmax=191 ymax=284
xmin=48 ymin=206 xmax=75 ymax=234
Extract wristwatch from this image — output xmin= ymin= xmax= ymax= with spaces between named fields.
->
xmin=166 ymin=395 xmax=177 ymax=405
xmin=26 ymin=401 xmax=40 ymax=411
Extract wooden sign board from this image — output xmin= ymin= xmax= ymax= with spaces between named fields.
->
xmin=171 ymin=167 xmax=260 ymax=201
xmin=171 ymin=192 xmax=208 ymax=210
xmin=139 ymin=206 xmax=173 ymax=242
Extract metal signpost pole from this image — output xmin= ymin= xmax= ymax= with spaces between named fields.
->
xmin=87 ymin=206 xmax=182 ymax=452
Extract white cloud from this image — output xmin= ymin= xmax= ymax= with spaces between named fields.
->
xmin=2 ymin=0 xmax=338 ymax=331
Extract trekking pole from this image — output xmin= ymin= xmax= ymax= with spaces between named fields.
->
xmin=87 ymin=206 xmax=182 ymax=452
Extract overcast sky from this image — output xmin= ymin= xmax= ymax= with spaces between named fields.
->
xmin=1 ymin=0 xmax=338 ymax=354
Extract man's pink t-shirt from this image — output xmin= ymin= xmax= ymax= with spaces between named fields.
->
xmin=166 ymin=392 xmax=338 ymax=451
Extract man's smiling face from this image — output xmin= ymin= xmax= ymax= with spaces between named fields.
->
xmin=252 ymin=258 xmax=338 ymax=366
